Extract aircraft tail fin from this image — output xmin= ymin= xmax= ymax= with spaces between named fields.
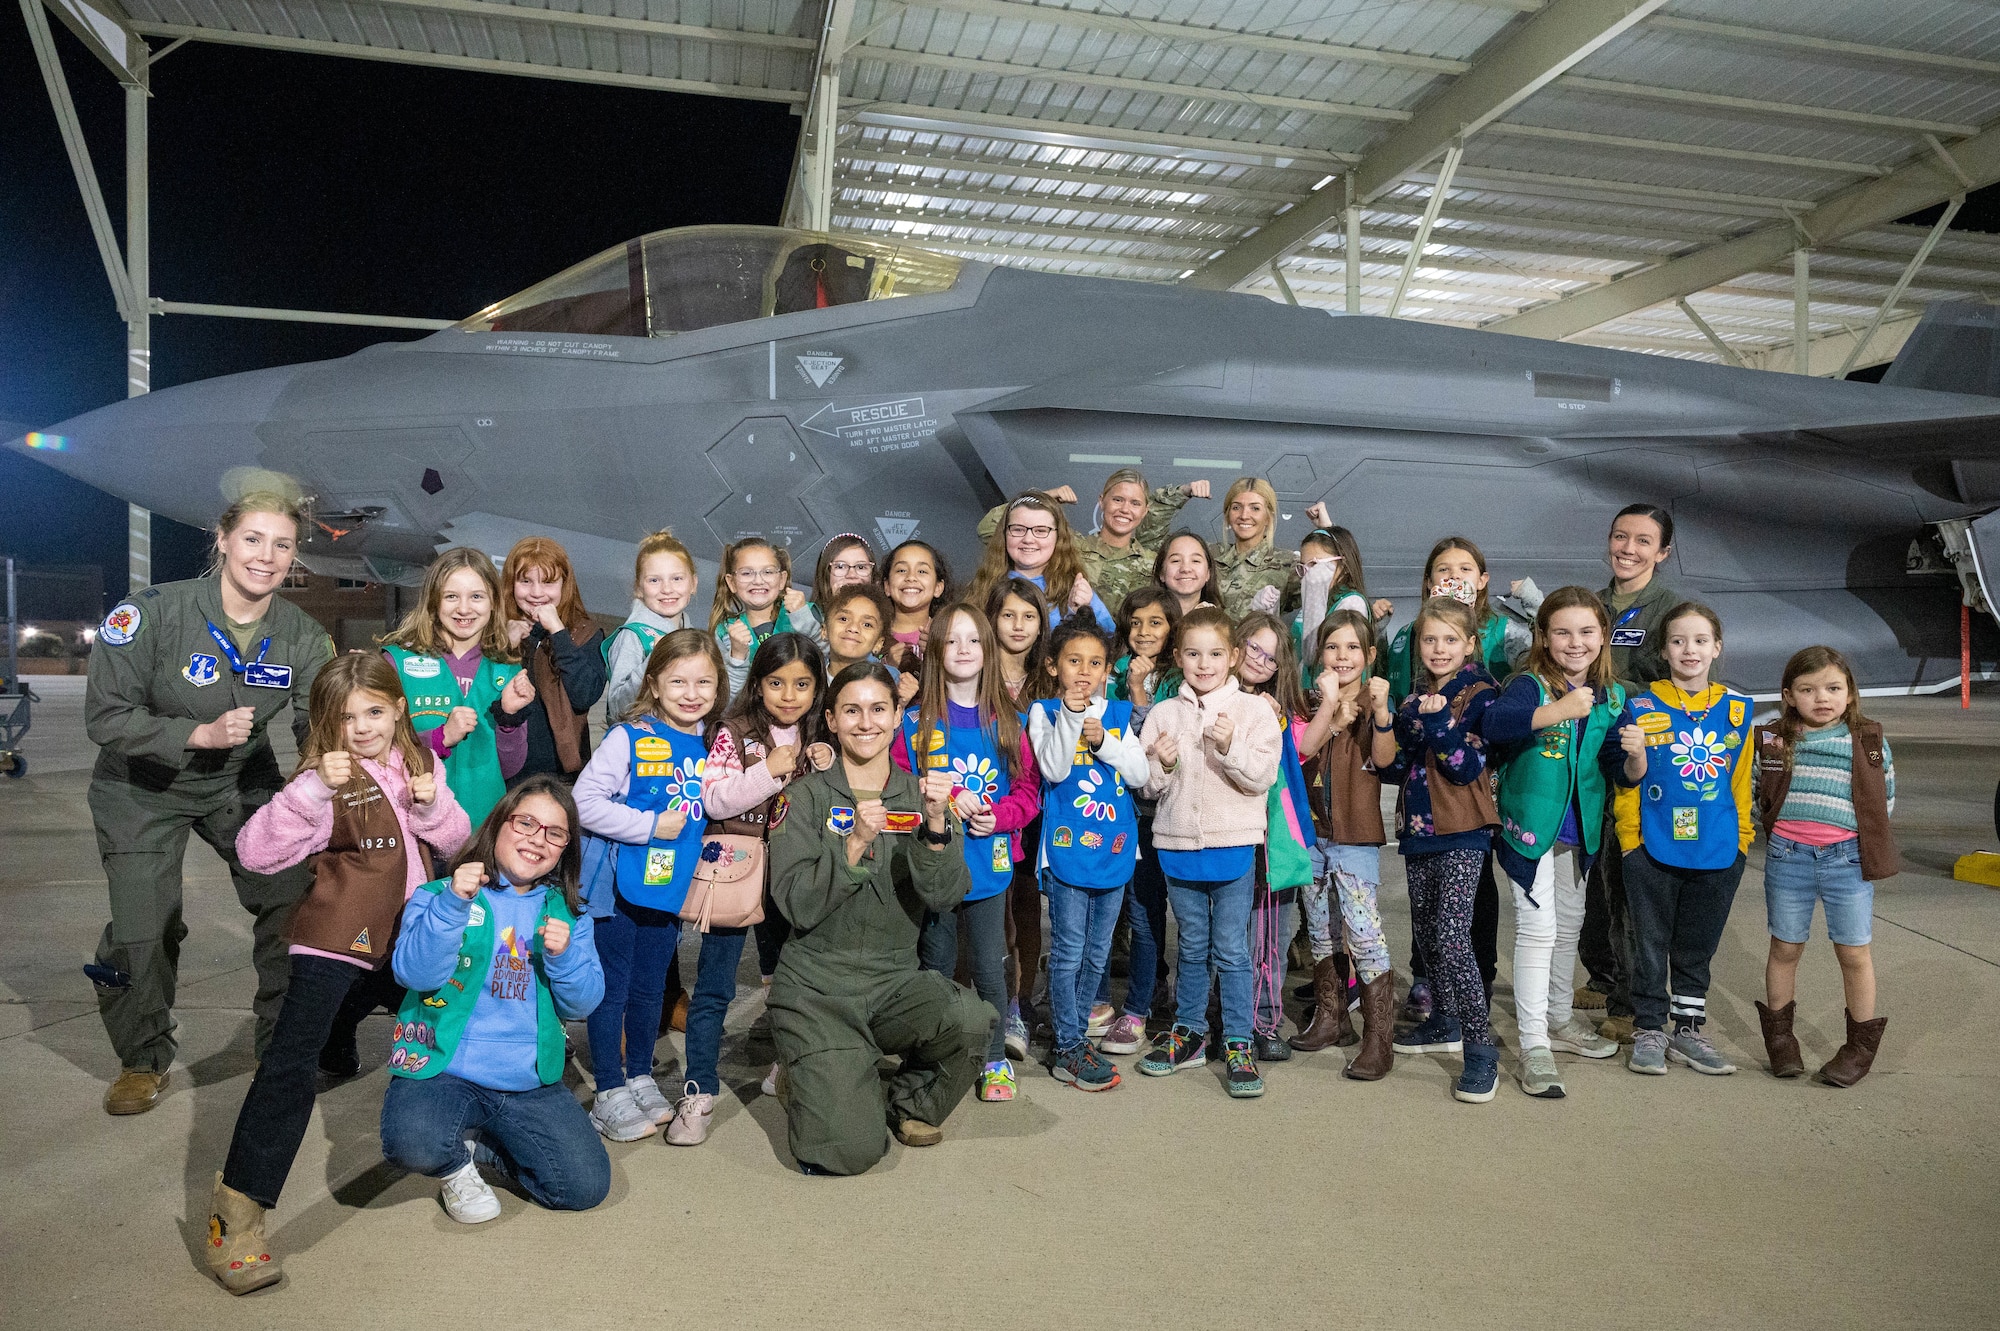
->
xmin=1880 ymin=301 xmax=2000 ymax=397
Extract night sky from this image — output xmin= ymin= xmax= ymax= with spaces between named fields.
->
xmin=0 ymin=9 xmax=795 ymax=602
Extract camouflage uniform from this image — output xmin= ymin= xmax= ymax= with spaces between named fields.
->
xmin=977 ymin=485 xmax=1192 ymax=618
xmin=1215 ymin=542 xmax=1300 ymax=622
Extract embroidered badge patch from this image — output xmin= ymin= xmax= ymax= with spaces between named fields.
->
xmin=991 ymin=839 xmax=1011 ymax=872
xmin=1111 ymin=833 xmax=1126 ymax=854
xmin=883 ymin=810 xmax=922 ymax=834
xmin=1729 ymin=699 xmax=1746 ymax=727
xmin=1609 ymin=628 xmax=1645 ymax=648
xmin=403 ymin=655 xmax=442 ymax=679
xmin=644 ymin=848 xmax=676 ymax=884
xmin=1079 ymin=831 xmax=1104 ymax=849
xmin=827 ymin=806 xmax=856 ymax=835
xmin=771 ymin=793 xmax=789 ymax=829
xmin=1673 ymin=806 xmax=1699 ymax=840
xmin=183 ymin=653 xmax=219 ymax=687
xmin=1053 ymin=826 xmax=1074 ymax=848
xmin=243 ymin=662 xmax=292 ymax=689
xmin=100 ymin=602 xmax=140 ymax=645
xmin=351 ymin=927 xmax=372 ymax=954
xmin=634 ymin=736 xmax=673 ymax=761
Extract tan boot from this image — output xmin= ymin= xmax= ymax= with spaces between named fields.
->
xmin=1597 ymin=1014 xmax=1636 ymax=1045
xmin=893 ymin=1118 xmax=943 ymax=1147
xmin=104 ymin=1067 xmax=168 ymax=1115
xmin=1756 ymin=999 xmax=1805 ymax=1078
xmin=1290 ymin=957 xmax=1357 ymax=1051
xmin=203 ymin=1173 xmax=281 ymax=1295
xmin=1343 ymin=973 xmax=1397 ymax=1082
xmin=1816 ymin=1010 xmax=1886 ymax=1088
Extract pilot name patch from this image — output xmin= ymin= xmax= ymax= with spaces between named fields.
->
xmin=1609 ymin=628 xmax=1646 ymax=648
xmin=882 ymin=810 xmax=923 ymax=834
xmin=244 ymin=662 xmax=293 ymax=690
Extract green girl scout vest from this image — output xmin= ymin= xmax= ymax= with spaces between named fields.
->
xmin=1494 ymin=676 xmax=1627 ymax=860
xmin=389 ymin=879 xmax=576 ymax=1085
xmin=602 ymin=620 xmax=666 ymax=667
xmin=384 ymin=645 xmax=523 ymax=828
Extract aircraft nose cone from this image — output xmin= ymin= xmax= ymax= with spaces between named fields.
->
xmin=4 ymin=363 xmax=303 ymax=530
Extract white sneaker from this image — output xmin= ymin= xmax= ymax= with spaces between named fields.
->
xmin=665 ymin=1084 xmax=715 ymax=1146
xmin=440 ymin=1150 xmax=501 ymax=1224
xmin=590 ymin=1085 xmax=658 ymax=1142
xmin=761 ymin=1061 xmax=781 ymax=1097
xmin=627 ymin=1074 xmax=673 ymax=1124
xmin=1086 ymin=1003 xmax=1116 ymax=1038
xmin=1548 ymin=1016 xmax=1619 ymax=1059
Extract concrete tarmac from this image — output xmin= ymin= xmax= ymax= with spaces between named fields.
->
xmin=3 ymin=676 xmax=1997 ymax=1328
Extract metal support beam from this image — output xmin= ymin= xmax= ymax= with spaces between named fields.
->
xmin=1387 ymin=141 xmax=1462 ymax=317
xmin=784 ymin=0 xmax=856 ymax=232
xmin=1344 ymin=178 xmax=1361 ymax=314
xmin=1839 ymin=196 xmax=1963 ymax=378
xmin=1488 ymin=117 xmax=2000 ymax=341
xmin=1793 ymin=249 xmax=1810 ymax=375
xmin=1675 ymin=298 xmax=1743 ymax=367
xmin=1737 ymin=311 xmax=1924 ymax=375
xmin=127 ymin=46 xmax=151 ymax=590
xmin=1183 ymin=0 xmax=1668 ymax=290
xmin=155 ymin=300 xmax=455 ymax=330
xmin=1268 ymin=261 xmax=1298 ymax=307
xmin=22 ymin=0 xmax=135 ymax=320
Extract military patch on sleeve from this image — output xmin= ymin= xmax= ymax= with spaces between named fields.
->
xmin=771 ymin=793 xmax=789 ymax=829
xmin=100 ymin=603 xmax=141 ymax=645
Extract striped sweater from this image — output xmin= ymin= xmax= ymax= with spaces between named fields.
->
xmin=1772 ymin=722 xmax=1896 ymax=833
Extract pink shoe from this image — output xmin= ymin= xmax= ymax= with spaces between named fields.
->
xmin=1098 ymin=1013 xmax=1145 ymax=1055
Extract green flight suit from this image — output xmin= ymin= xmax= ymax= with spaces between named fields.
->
xmin=977 ymin=485 xmax=1193 ymax=617
xmin=83 ymin=577 xmax=334 ymax=1071
xmin=1215 ymin=542 xmax=1300 ymax=621
xmin=766 ymin=765 xmax=992 ymax=1175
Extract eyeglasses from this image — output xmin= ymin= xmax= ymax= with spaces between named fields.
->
xmin=829 ymin=560 xmax=874 ymax=576
xmin=735 ymin=566 xmax=783 ymax=583
xmin=1006 ymin=524 xmax=1056 ymax=541
xmin=505 ymin=813 xmax=571 ymax=847
xmin=1244 ymin=644 xmax=1277 ymax=666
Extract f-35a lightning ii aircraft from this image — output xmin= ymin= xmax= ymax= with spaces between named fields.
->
xmin=14 ymin=224 xmax=2000 ymax=694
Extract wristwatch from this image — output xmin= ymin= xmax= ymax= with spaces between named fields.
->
xmin=918 ymin=821 xmax=953 ymax=848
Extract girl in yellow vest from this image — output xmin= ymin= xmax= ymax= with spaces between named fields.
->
xmin=205 ymin=654 xmax=470 ymax=1293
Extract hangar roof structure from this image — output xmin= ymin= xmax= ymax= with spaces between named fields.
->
xmin=31 ymin=0 xmax=2000 ymax=380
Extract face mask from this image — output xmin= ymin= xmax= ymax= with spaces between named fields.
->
xmin=1435 ymin=576 xmax=1478 ymax=606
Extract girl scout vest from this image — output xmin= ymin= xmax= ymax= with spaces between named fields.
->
xmin=1629 ymin=683 xmax=1752 ymax=870
xmin=1310 ymin=711 xmax=1386 ymax=847
xmin=383 ymin=645 xmax=522 ymax=827
xmin=1494 ymin=676 xmax=1627 ymax=860
xmin=612 ymin=719 xmax=709 ymax=914
xmin=1032 ymin=699 xmax=1138 ymax=891
xmin=902 ymin=707 xmax=1015 ymax=901
xmin=288 ymin=758 xmax=435 ymax=969
xmin=388 ymin=880 xmax=576 ymax=1084
xmin=602 ymin=620 xmax=665 ymax=666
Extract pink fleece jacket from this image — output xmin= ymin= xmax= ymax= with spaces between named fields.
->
xmin=1139 ymin=676 xmax=1282 ymax=850
xmin=238 ymin=748 xmax=472 ymax=965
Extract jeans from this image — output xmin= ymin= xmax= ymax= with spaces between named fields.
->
xmin=221 ymin=954 xmax=403 ymax=1208
xmin=1579 ymin=808 xmax=1634 ymax=1016
xmin=586 ymin=892 xmax=680 ymax=1090
xmin=1167 ymin=868 xmax=1255 ymax=1041
xmin=1623 ymin=848 xmax=1746 ymax=1032
xmin=920 ymin=891 xmax=1009 ymax=1062
xmin=1764 ymin=835 xmax=1873 ymax=945
xmin=681 ymin=926 xmax=749 ymax=1096
xmin=380 ymin=1071 xmax=609 ymax=1211
xmin=1510 ymin=847 xmax=1585 ymax=1050
xmin=1118 ymin=816 xmax=1174 ymax=1020
xmin=1045 ymin=872 xmax=1126 ymax=1049
xmin=1306 ymin=841 xmax=1390 ymax=982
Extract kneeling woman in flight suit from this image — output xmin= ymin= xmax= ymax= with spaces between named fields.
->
xmin=83 ymin=477 xmax=333 ymax=1115
xmin=766 ymin=661 xmax=996 ymax=1175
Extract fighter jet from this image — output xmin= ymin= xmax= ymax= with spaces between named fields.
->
xmin=12 ymin=224 xmax=2000 ymax=694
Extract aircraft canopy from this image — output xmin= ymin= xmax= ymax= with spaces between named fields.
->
xmin=456 ymin=226 xmax=965 ymax=338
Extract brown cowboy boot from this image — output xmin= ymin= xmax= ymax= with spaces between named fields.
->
xmin=1290 ymin=957 xmax=1356 ymax=1051
xmin=1816 ymin=1009 xmax=1886 ymax=1088
xmin=203 ymin=1173 xmax=281 ymax=1295
xmin=1344 ymin=973 xmax=1396 ymax=1081
xmin=1756 ymin=1000 xmax=1805 ymax=1078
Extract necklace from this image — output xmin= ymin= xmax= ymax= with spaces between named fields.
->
xmin=1668 ymin=679 xmax=1718 ymax=725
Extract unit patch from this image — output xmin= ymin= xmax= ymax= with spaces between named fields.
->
xmin=100 ymin=603 xmax=140 ymax=645
xmin=827 ymin=806 xmax=857 ymax=835
xmin=183 ymin=653 xmax=220 ymax=687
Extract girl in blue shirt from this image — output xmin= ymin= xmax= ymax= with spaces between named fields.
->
xmin=969 ymin=491 xmax=1116 ymax=633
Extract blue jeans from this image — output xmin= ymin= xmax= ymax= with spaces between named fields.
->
xmin=1763 ymin=834 xmax=1873 ymax=945
xmin=682 ymin=925 xmax=749 ymax=1095
xmin=1106 ymin=813 xmax=1173 ymax=1020
xmin=919 ymin=891 xmax=1009 ymax=1062
xmin=587 ymin=892 xmax=680 ymax=1089
xmin=381 ymin=1072 xmax=610 ymax=1211
xmin=1045 ymin=871 xmax=1126 ymax=1049
xmin=1167 ymin=868 xmax=1255 ymax=1040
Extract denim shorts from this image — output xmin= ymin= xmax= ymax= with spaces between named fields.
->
xmin=1763 ymin=834 xmax=1873 ymax=946
xmin=1309 ymin=840 xmax=1381 ymax=886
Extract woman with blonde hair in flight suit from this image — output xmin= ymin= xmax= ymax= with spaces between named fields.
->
xmin=83 ymin=473 xmax=333 ymax=1115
